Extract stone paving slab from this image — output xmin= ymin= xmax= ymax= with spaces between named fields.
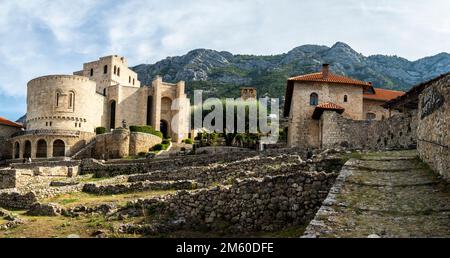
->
xmin=303 ymin=150 xmax=450 ymax=238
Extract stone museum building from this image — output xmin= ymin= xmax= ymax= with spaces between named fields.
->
xmin=284 ymin=64 xmax=405 ymax=148
xmin=0 ymin=55 xmax=190 ymax=160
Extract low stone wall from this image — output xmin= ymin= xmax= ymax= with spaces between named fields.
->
xmin=94 ymin=129 xmax=162 ymax=159
xmin=417 ymin=76 xmax=450 ymax=180
xmin=320 ymin=110 xmax=417 ymax=150
xmin=129 ymin=132 xmax=162 ymax=156
xmin=82 ymin=180 xmax=197 ymax=195
xmin=0 ymin=191 xmax=37 ymax=210
xmin=122 ymin=171 xmax=338 ymax=234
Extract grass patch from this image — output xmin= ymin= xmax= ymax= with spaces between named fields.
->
xmin=42 ymin=190 xmax=176 ymax=208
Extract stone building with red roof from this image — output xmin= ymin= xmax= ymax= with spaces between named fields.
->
xmin=284 ymin=64 xmax=405 ymax=148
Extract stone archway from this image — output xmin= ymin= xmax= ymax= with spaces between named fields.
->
xmin=110 ymin=100 xmax=116 ymax=130
xmin=36 ymin=139 xmax=47 ymax=158
xmin=24 ymin=140 xmax=32 ymax=158
xmin=160 ymin=120 xmax=169 ymax=139
xmin=53 ymin=139 xmax=65 ymax=157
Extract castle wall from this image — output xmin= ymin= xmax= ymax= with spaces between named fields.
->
xmin=27 ymin=75 xmax=104 ymax=133
xmin=417 ymin=76 xmax=450 ymax=180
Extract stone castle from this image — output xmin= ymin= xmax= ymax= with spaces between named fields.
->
xmin=0 ymin=55 xmax=190 ymax=160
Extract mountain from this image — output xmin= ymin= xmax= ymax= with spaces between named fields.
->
xmin=132 ymin=42 xmax=450 ymax=100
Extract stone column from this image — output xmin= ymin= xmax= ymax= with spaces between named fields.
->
xmin=19 ymin=140 xmax=24 ymax=159
xmin=47 ymin=141 xmax=53 ymax=158
xmin=31 ymin=140 xmax=37 ymax=159
xmin=152 ymin=76 xmax=162 ymax=131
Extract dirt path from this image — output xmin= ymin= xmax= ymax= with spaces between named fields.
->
xmin=304 ymin=150 xmax=450 ymax=238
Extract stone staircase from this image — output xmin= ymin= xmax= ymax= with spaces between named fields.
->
xmin=71 ymin=139 xmax=97 ymax=160
xmin=304 ymin=150 xmax=450 ymax=238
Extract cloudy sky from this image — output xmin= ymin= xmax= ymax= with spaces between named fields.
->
xmin=0 ymin=0 xmax=449 ymax=120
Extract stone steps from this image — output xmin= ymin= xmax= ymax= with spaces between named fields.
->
xmin=303 ymin=150 xmax=450 ymax=238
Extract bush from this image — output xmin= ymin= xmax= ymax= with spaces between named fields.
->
xmin=130 ymin=125 xmax=163 ymax=138
xmin=95 ymin=127 xmax=106 ymax=135
xmin=137 ymin=152 xmax=147 ymax=157
xmin=162 ymin=139 xmax=171 ymax=145
xmin=182 ymin=139 xmax=193 ymax=144
xmin=152 ymin=144 xmax=164 ymax=151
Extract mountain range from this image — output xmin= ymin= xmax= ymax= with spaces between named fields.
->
xmin=132 ymin=42 xmax=450 ymax=100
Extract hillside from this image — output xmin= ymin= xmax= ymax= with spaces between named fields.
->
xmin=132 ymin=42 xmax=450 ymax=100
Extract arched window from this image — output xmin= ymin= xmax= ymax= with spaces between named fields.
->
xmin=56 ymin=92 xmax=61 ymax=107
xmin=53 ymin=140 xmax=65 ymax=157
xmin=36 ymin=139 xmax=47 ymax=158
xmin=129 ymin=76 xmax=131 ymax=83
xmin=117 ymin=67 xmax=120 ymax=76
xmin=344 ymin=95 xmax=348 ymax=103
xmin=103 ymin=88 xmax=106 ymax=96
xmin=90 ymin=68 xmax=94 ymax=76
xmin=110 ymin=100 xmax=116 ymax=129
xmin=367 ymin=112 xmax=376 ymax=121
xmin=114 ymin=65 xmax=117 ymax=75
xmin=310 ymin=93 xmax=319 ymax=106
xmin=104 ymin=65 xmax=108 ymax=74
xmin=147 ymin=96 xmax=153 ymax=126
xmin=69 ymin=91 xmax=75 ymax=109
xmin=24 ymin=140 xmax=32 ymax=158
xmin=133 ymin=78 xmax=135 ymax=85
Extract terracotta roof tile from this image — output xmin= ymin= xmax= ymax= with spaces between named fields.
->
xmin=316 ymin=102 xmax=345 ymax=110
xmin=288 ymin=72 xmax=371 ymax=87
xmin=0 ymin=117 xmax=24 ymax=128
xmin=363 ymin=88 xmax=405 ymax=101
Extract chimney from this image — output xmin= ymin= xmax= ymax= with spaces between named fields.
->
xmin=322 ymin=64 xmax=329 ymax=79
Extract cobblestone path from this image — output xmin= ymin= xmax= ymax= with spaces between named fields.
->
xmin=304 ymin=150 xmax=450 ymax=238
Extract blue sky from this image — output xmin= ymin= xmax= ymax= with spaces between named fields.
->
xmin=0 ymin=0 xmax=449 ymax=120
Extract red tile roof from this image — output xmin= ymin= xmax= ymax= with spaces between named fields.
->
xmin=0 ymin=117 xmax=23 ymax=128
xmin=364 ymin=88 xmax=405 ymax=101
xmin=288 ymin=72 xmax=371 ymax=88
xmin=312 ymin=102 xmax=345 ymax=120
xmin=316 ymin=102 xmax=345 ymax=110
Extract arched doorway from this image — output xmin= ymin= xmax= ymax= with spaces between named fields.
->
xmin=14 ymin=142 xmax=20 ymax=159
xmin=110 ymin=100 xmax=116 ymax=129
xmin=53 ymin=140 xmax=65 ymax=157
xmin=160 ymin=120 xmax=169 ymax=139
xmin=24 ymin=140 xmax=32 ymax=158
xmin=36 ymin=139 xmax=47 ymax=158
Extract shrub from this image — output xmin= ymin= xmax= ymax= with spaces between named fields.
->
xmin=95 ymin=127 xmax=106 ymax=135
xmin=182 ymin=139 xmax=193 ymax=144
xmin=137 ymin=152 xmax=147 ymax=157
xmin=162 ymin=139 xmax=171 ymax=145
xmin=130 ymin=125 xmax=163 ymax=138
xmin=152 ymin=144 xmax=164 ymax=151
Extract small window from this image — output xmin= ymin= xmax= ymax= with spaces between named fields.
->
xmin=46 ymin=122 xmax=48 ymax=126
xmin=133 ymin=78 xmax=135 ymax=85
xmin=104 ymin=65 xmax=108 ymax=74
xmin=129 ymin=76 xmax=131 ymax=83
xmin=90 ymin=68 xmax=94 ymax=76
xmin=310 ymin=93 xmax=318 ymax=106
xmin=49 ymin=122 xmax=52 ymax=127
xmin=79 ymin=123 xmax=82 ymax=128
xmin=117 ymin=67 xmax=120 ymax=76
xmin=103 ymin=88 xmax=106 ymax=96
xmin=114 ymin=66 xmax=117 ymax=75
xmin=56 ymin=92 xmax=60 ymax=107
xmin=69 ymin=92 xmax=75 ymax=108
xmin=75 ymin=122 xmax=78 ymax=127
xmin=344 ymin=95 xmax=348 ymax=103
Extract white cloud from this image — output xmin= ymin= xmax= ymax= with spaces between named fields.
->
xmin=0 ymin=0 xmax=449 ymax=102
